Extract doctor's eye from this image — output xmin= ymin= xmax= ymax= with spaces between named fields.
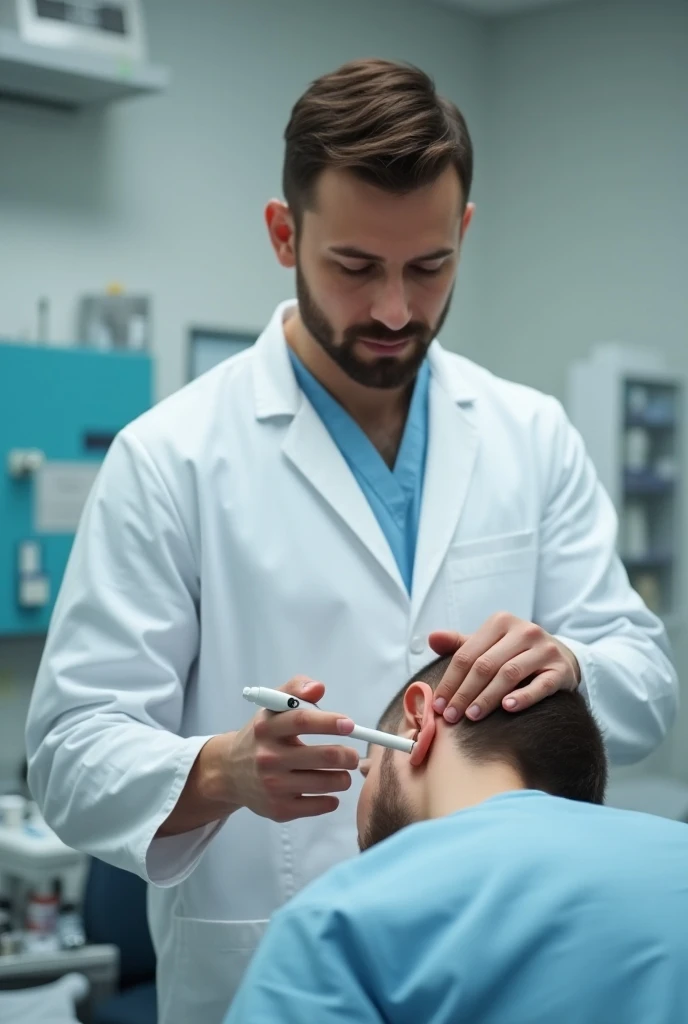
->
xmin=410 ymin=261 xmax=445 ymax=276
xmin=338 ymin=262 xmax=374 ymax=277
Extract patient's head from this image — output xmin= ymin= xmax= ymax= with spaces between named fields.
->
xmin=357 ymin=655 xmax=607 ymax=851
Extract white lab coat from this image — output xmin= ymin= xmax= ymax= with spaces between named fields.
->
xmin=26 ymin=301 xmax=677 ymax=1024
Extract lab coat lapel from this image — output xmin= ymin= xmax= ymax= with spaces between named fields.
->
xmin=411 ymin=349 xmax=480 ymax=620
xmin=282 ymin=401 xmax=407 ymax=597
xmin=251 ymin=303 xmax=407 ymax=597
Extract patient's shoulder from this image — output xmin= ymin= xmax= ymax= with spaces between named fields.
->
xmin=286 ymin=818 xmax=454 ymax=926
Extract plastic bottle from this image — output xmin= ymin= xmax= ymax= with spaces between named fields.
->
xmin=25 ymin=880 xmax=59 ymax=936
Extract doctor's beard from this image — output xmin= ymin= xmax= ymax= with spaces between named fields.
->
xmin=295 ymin=261 xmax=453 ymax=390
xmin=358 ymin=747 xmax=416 ymax=852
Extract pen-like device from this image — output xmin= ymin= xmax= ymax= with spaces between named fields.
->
xmin=242 ymin=686 xmax=415 ymax=754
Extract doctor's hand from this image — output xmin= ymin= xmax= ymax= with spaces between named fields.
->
xmin=226 ymin=677 xmax=359 ymax=823
xmin=428 ymin=613 xmax=580 ymax=723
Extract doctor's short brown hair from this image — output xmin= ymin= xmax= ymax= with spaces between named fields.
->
xmin=379 ymin=656 xmax=608 ymax=805
xmin=282 ymin=58 xmax=473 ymax=225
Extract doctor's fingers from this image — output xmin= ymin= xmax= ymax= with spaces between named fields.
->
xmin=503 ymin=668 xmax=569 ymax=712
xmin=428 ymin=630 xmax=470 ymax=656
xmin=432 ymin=615 xmax=526 ymax=718
xmin=272 ymin=795 xmax=341 ymax=822
xmin=255 ymin=707 xmax=355 ymax=741
xmin=263 ymin=769 xmax=354 ymax=797
xmin=453 ymin=645 xmax=557 ymax=721
xmin=279 ymin=743 xmax=360 ymax=772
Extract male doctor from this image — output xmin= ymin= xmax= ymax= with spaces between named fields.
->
xmin=26 ymin=59 xmax=676 ymax=1024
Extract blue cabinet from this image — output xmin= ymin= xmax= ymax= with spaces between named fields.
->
xmin=0 ymin=343 xmax=152 ymax=636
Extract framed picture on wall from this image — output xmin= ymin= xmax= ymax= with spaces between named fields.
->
xmin=187 ymin=327 xmax=258 ymax=382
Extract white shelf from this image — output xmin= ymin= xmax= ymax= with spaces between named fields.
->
xmin=0 ymin=29 xmax=169 ymax=109
xmin=0 ymin=942 xmax=118 ymax=985
xmin=0 ymin=821 xmax=85 ymax=884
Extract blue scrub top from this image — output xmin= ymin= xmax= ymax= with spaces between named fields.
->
xmin=288 ymin=350 xmax=430 ymax=592
xmin=225 ymin=790 xmax=688 ymax=1024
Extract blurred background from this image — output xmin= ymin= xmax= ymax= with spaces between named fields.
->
xmin=0 ymin=0 xmax=686 ymax=1012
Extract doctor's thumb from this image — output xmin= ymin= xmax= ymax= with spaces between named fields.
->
xmin=281 ymin=675 xmax=326 ymax=704
xmin=428 ymin=630 xmax=469 ymax=655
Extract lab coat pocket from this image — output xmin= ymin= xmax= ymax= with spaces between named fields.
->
xmin=446 ymin=529 xmax=537 ymax=630
xmin=162 ymin=917 xmax=268 ymax=1024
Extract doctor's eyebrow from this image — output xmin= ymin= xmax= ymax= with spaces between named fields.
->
xmin=328 ymin=245 xmax=455 ymax=263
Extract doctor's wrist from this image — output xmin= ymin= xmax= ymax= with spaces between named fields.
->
xmin=196 ymin=732 xmax=244 ymax=815
xmin=157 ymin=733 xmax=242 ymax=838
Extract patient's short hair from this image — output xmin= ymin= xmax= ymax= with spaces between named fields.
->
xmin=379 ymin=655 xmax=608 ymax=804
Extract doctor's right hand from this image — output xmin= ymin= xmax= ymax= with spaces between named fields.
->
xmin=156 ymin=678 xmax=359 ymax=838
xmin=225 ymin=677 xmax=359 ymax=823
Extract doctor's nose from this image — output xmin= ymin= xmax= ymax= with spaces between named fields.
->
xmin=370 ymin=280 xmax=412 ymax=333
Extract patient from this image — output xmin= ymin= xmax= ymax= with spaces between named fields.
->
xmin=226 ymin=656 xmax=688 ymax=1023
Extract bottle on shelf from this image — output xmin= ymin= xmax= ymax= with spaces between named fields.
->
xmin=25 ymin=880 xmax=59 ymax=937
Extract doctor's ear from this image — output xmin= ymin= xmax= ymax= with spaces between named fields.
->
xmin=402 ymin=682 xmax=437 ymax=768
xmin=460 ymin=202 xmax=476 ymax=242
xmin=265 ymin=200 xmax=296 ymax=268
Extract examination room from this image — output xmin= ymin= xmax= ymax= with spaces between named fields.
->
xmin=1 ymin=0 xmax=688 ymax=1021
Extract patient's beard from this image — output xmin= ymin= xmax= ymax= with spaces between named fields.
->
xmin=358 ymin=748 xmax=416 ymax=852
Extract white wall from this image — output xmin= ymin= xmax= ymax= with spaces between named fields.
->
xmin=0 ymin=0 xmax=489 ymax=782
xmin=482 ymin=0 xmax=688 ymax=396
xmin=481 ymin=0 xmax=688 ymax=780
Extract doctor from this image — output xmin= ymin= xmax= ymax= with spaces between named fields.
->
xmin=26 ymin=58 xmax=676 ymax=1024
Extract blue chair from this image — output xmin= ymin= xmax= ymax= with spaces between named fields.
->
xmin=82 ymin=858 xmax=157 ymax=1024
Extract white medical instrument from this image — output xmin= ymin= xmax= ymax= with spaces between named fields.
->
xmin=242 ymin=686 xmax=415 ymax=754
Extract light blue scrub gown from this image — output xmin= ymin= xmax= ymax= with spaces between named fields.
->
xmin=288 ymin=350 xmax=430 ymax=593
xmin=226 ymin=790 xmax=688 ymax=1023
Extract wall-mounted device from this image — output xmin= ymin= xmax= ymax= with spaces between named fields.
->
xmin=188 ymin=327 xmax=257 ymax=383
xmin=0 ymin=0 xmax=148 ymax=62
xmin=78 ymin=290 xmax=151 ymax=351
xmin=16 ymin=540 xmax=50 ymax=610
xmin=0 ymin=0 xmax=169 ymax=109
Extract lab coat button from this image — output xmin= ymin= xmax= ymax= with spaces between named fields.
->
xmin=410 ymin=635 xmax=426 ymax=655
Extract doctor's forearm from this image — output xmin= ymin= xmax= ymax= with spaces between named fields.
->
xmin=157 ymin=733 xmax=241 ymax=837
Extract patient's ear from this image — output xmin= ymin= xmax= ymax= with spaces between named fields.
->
xmin=402 ymin=682 xmax=437 ymax=768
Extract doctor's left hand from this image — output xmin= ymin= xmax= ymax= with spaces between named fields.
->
xmin=428 ymin=613 xmax=580 ymax=723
